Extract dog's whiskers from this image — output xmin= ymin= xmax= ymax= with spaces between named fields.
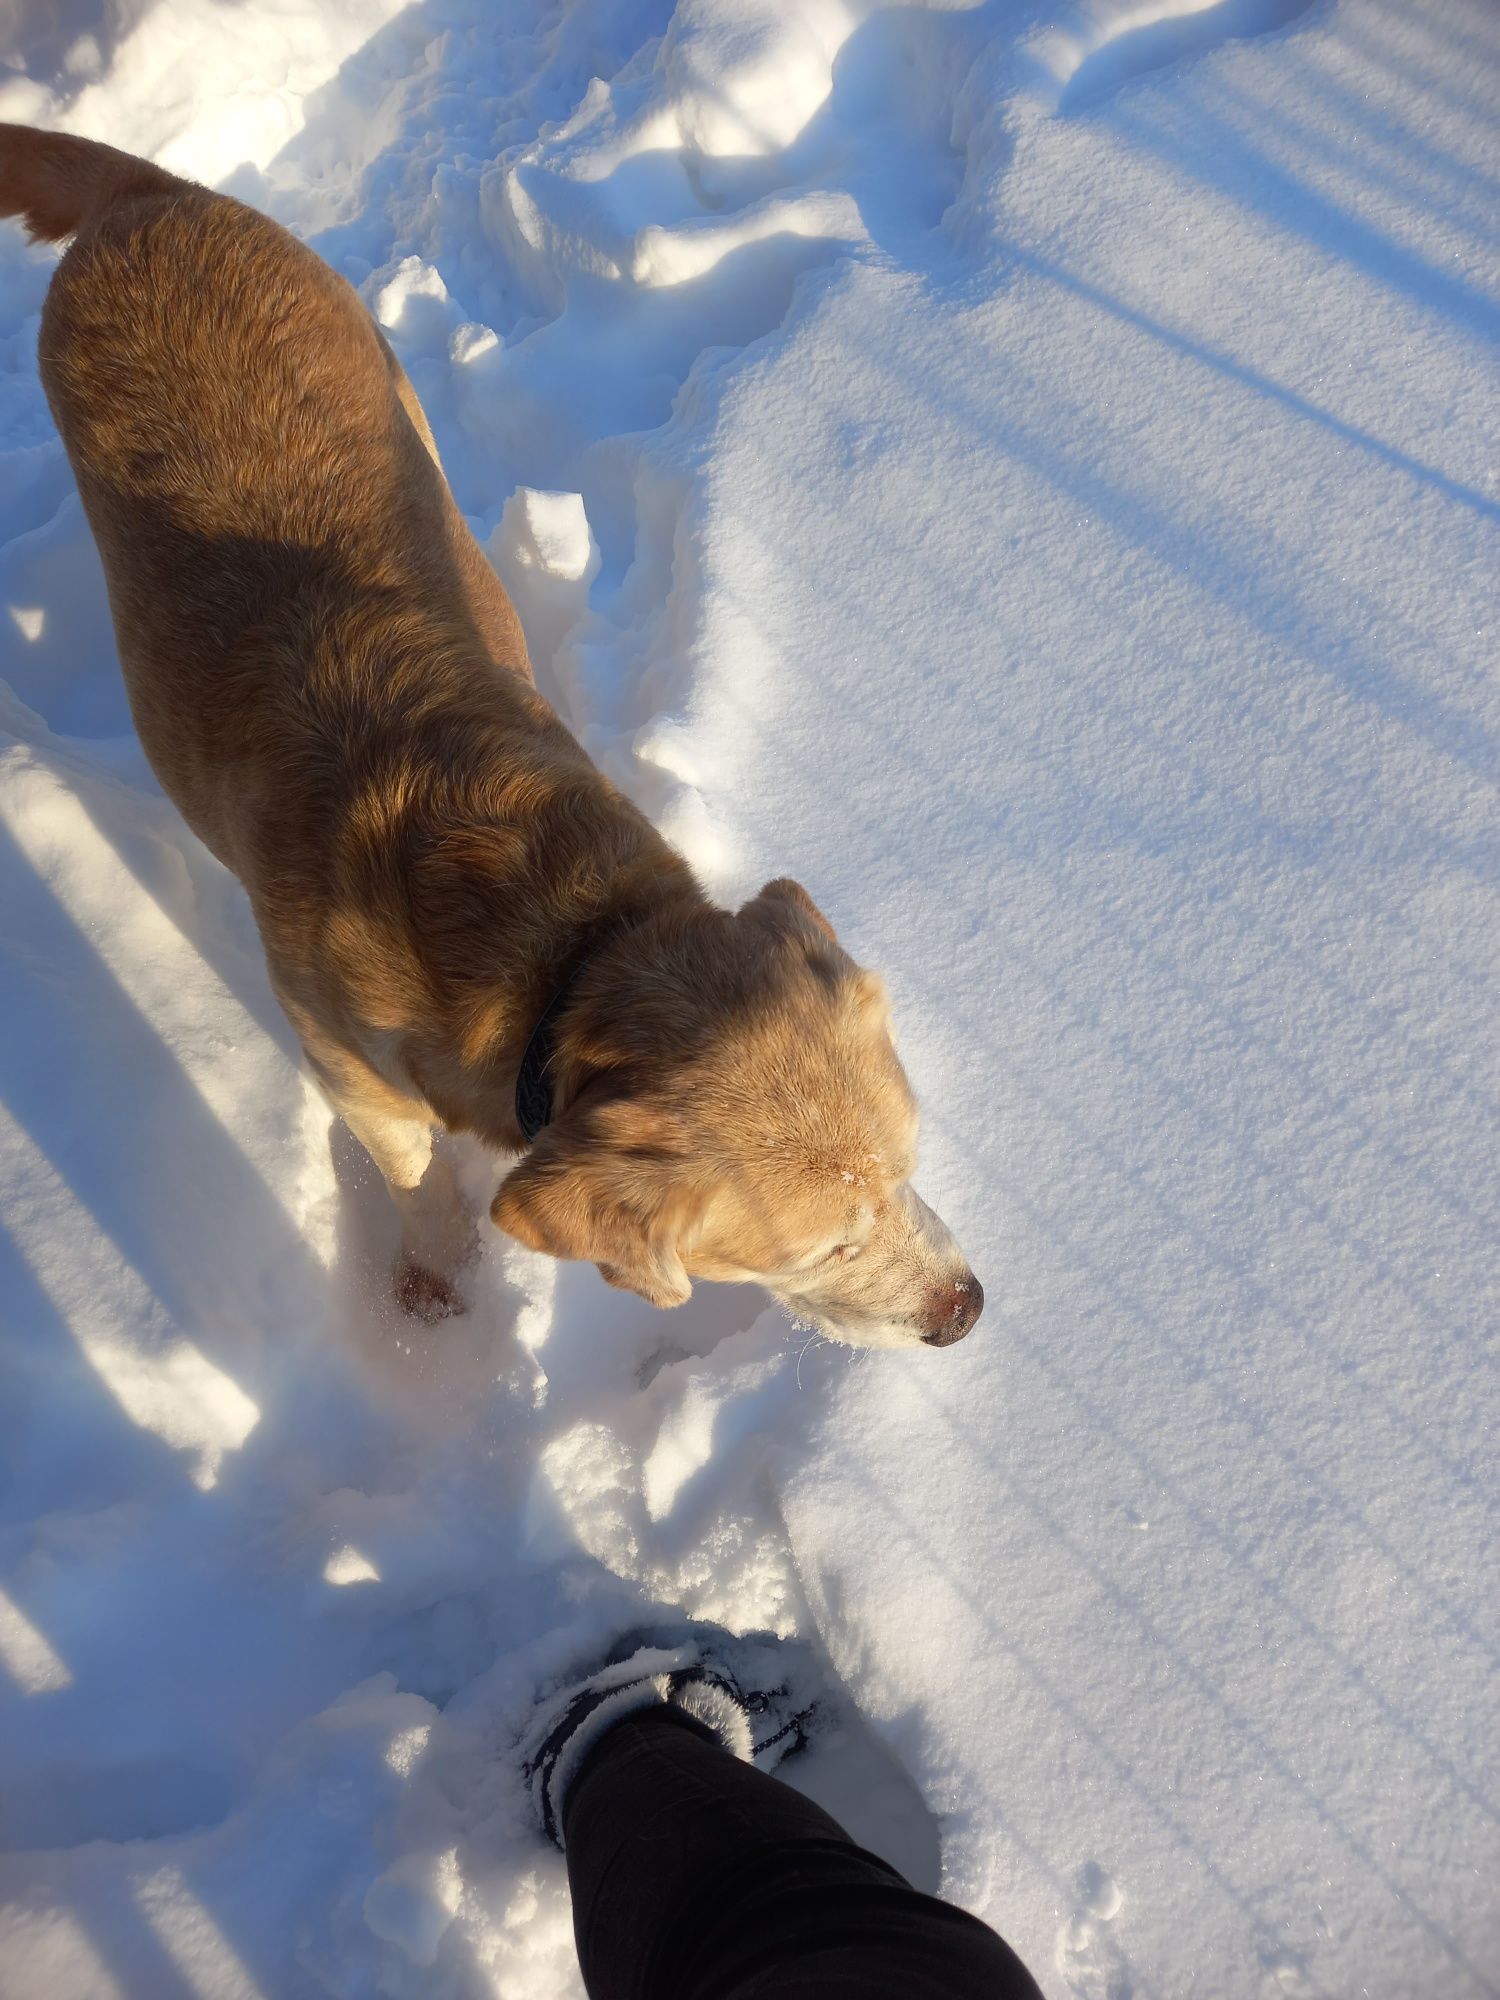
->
xmin=794 ymin=1330 xmax=824 ymax=1391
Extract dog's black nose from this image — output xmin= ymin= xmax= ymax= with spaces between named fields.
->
xmin=923 ymin=1276 xmax=984 ymax=1346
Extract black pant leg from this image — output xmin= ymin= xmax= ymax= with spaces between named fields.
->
xmin=561 ymin=1704 xmax=1044 ymax=2000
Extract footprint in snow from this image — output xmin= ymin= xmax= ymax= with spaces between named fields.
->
xmin=1259 ymin=1942 xmax=1318 ymax=1996
xmin=1057 ymin=1862 xmax=1130 ymax=2000
xmin=1055 ymin=0 xmax=1317 ymax=117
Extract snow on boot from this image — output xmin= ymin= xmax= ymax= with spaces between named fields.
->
xmin=520 ymin=1626 xmax=819 ymax=1847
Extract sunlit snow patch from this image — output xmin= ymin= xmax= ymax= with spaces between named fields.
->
xmin=0 ymin=1586 xmax=72 ymax=1695
xmin=135 ymin=1867 xmax=267 ymax=2000
xmin=2 ymin=1109 xmax=261 ymax=1491
xmin=0 ymin=1911 xmax=126 ymax=2000
xmin=324 ymin=1546 xmax=381 ymax=1587
xmin=384 ymin=1722 xmax=432 ymax=1777
xmin=0 ymin=0 xmax=413 ymax=190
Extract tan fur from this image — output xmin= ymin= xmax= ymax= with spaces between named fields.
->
xmin=1 ymin=123 xmax=983 ymax=1349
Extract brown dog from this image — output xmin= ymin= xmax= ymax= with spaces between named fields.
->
xmin=0 ymin=124 xmax=983 ymax=1349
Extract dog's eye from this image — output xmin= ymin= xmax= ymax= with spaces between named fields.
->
xmin=825 ymin=1243 xmax=854 ymax=1264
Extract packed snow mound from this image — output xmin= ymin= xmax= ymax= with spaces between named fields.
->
xmin=0 ymin=0 xmax=412 ymax=186
xmin=2 ymin=1 xmax=1497 ymax=1997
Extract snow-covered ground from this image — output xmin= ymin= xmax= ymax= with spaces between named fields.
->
xmin=2 ymin=0 xmax=1497 ymax=1993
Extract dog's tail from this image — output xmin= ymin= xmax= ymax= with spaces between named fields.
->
xmin=0 ymin=124 xmax=183 ymax=244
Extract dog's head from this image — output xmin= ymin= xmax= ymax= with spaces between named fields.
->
xmin=492 ymin=880 xmax=983 ymax=1350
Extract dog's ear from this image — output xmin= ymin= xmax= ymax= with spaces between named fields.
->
xmin=492 ymin=1097 xmax=696 ymax=1307
xmin=742 ymin=877 xmax=838 ymax=943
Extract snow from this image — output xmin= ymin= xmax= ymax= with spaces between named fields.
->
xmin=1 ymin=0 xmax=1496 ymax=1995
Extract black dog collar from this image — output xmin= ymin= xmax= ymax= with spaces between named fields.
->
xmin=514 ymin=911 xmax=657 ymax=1141
xmin=514 ymin=974 xmax=579 ymax=1143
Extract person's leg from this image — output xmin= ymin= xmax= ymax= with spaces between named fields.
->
xmin=562 ymin=1703 xmax=1044 ymax=2000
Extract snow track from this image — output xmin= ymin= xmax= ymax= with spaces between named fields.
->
xmin=1 ymin=1 xmax=1497 ymax=1995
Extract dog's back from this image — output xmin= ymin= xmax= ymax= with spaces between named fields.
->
xmin=0 ymin=127 xmax=985 ymax=1345
xmin=0 ymin=123 xmax=537 ymax=868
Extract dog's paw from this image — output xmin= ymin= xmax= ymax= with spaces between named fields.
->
xmin=394 ymin=1258 xmax=467 ymax=1323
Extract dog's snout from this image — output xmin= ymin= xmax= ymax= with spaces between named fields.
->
xmin=922 ymin=1275 xmax=984 ymax=1347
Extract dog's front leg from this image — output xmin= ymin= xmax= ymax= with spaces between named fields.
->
xmin=336 ymin=1094 xmax=478 ymax=1322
